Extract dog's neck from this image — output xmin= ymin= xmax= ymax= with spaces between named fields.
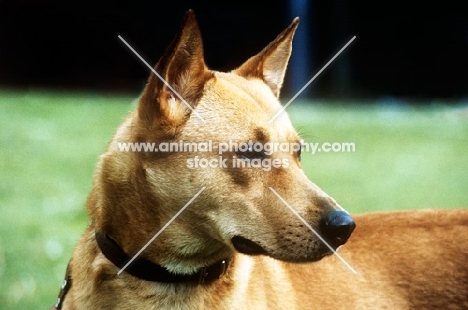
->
xmin=95 ymin=231 xmax=231 ymax=284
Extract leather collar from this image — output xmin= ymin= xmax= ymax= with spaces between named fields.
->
xmin=51 ymin=261 xmax=72 ymax=310
xmin=95 ymin=231 xmax=231 ymax=284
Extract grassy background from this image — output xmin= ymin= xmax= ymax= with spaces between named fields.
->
xmin=1 ymin=90 xmax=467 ymax=309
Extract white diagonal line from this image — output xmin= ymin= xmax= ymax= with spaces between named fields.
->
xmin=269 ymin=187 xmax=357 ymax=274
xmin=117 ymin=187 xmax=206 ymax=275
xmin=269 ymin=36 xmax=357 ymax=123
xmin=118 ymin=35 xmax=206 ymax=123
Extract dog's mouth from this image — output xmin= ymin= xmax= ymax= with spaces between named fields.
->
xmin=231 ymin=235 xmax=336 ymax=262
xmin=231 ymin=236 xmax=268 ymax=255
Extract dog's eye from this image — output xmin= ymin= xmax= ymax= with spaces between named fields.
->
xmin=297 ymin=147 xmax=302 ymax=162
xmin=236 ymin=147 xmax=265 ymax=160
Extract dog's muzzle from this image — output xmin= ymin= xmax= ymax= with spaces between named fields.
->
xmin=231 ymin=210 xmax=355 ymax=259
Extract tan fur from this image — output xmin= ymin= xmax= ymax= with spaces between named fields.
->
xmin=63 ymin=11 xmax=468 ymax=309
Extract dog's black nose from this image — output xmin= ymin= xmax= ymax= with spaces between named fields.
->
xmin=321 ymin=210 xmax=356 ymax=248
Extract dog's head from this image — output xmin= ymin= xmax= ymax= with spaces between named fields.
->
xmin=89 ymin=10 xmax=354 ymax=272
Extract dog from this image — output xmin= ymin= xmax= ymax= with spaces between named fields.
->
xmin=54 ymin=10 xmax=468 ymax=309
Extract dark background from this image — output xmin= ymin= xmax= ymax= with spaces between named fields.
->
xmin=0 ymin=0 xmax=467 ymax=100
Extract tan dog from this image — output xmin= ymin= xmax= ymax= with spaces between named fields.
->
xmin=55 ymin=11 xmax=468 ymax=309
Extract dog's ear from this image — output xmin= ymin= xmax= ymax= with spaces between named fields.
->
xmin=234 ymin=18 xmax=299 ymax=98
xmin=139 ymin=10 xmax=211 ymax=127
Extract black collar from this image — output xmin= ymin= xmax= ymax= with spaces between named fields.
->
xmin=95 ymin=231 xmax=231 ymax=284
xmin=52 ymin=261 xmax=72 ymax=310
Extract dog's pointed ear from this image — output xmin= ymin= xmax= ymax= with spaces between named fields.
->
xmin=139 ymin=10 xmax=211 ymax=127
xmin=234 ymin=18 xmax=299 ymax=98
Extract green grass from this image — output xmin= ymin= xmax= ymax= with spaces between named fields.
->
xmin=288 ymin=101 xmax=468 ymax=212
xmin=1 ymin=90 xmax=467 ymax=309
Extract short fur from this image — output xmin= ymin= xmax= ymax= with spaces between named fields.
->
xmin=63 ymin=11 xmax=468 ymax=309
